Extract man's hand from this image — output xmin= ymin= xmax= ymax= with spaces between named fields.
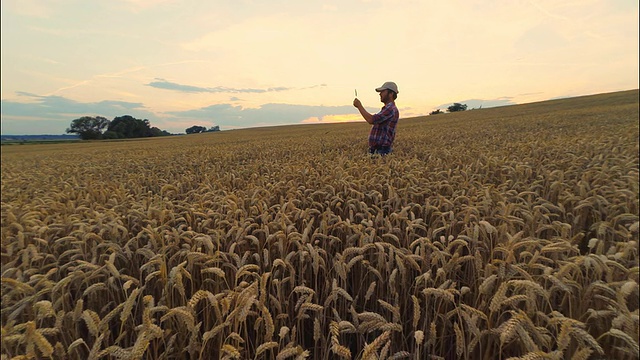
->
xmin=353 ymin=98 xmax=374 ymax=124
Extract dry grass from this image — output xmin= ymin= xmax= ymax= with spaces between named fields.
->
xmin=1 ymin=89 xmax=638 ymax=359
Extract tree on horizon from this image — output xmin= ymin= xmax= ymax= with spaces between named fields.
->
xmin=447 ymin=103 xmax=467 ymax=112
xmin=66 ymin=116 xmax=110 ymax=140
xmin=67 ymin=115 xmax=171 ymax=140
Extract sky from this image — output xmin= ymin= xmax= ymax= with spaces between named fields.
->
xmin=1 ymin=0 xmax=638 ymax=135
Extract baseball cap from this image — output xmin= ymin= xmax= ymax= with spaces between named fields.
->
xmin=375 ymin=81 xmax=398 ymax=94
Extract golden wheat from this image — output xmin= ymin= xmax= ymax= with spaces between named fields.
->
xmin=1 ymin=90 xmax=638 ymax=359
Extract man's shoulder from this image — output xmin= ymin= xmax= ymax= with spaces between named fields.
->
xmin=388 ymin=102 xmax=399 ymax=115
xmin=382 ymin=102 xmax=398 ymax=111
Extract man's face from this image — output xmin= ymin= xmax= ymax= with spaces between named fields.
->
xmin=379 ymin=89 xmax=392 ymax=103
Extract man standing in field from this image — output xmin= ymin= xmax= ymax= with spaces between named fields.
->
xmin=353 ymin=81 xmax=400 ymax=156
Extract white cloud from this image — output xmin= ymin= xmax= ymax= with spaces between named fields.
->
xmin=1 ymin=0 xmax=55 ymax=18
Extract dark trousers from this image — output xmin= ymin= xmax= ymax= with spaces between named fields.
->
xmin=369 ymin=146 xmax=392 ymax=155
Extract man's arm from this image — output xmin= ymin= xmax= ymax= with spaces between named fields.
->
xmin=353 ymin=98 xmax=374 ymax=124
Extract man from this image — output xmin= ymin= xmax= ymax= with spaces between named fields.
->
xmin=353 ymin=81 xmax=400 ymax=156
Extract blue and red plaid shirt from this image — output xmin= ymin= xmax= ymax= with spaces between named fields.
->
xmin=369 ymin=102 xmax=399 ymax=148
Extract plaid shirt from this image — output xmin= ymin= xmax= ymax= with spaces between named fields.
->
xmin=368 ymin=102 xmax=399 ymax=148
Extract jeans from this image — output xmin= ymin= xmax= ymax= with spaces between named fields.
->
xmin=369 ymin=146 xmax=392 ymax=155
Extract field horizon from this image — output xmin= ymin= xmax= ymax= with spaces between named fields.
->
xmin=1 ymin=88 xmax=638 ymax=359
xmin=1 ymin=88 xmax=637 ymax=140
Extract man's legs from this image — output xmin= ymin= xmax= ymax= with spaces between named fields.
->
xmin=369 ymin=146 xmax=392 ymax=156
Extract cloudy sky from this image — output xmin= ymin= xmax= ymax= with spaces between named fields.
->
xmin=1 ymin=0 xmax=638 ymax=135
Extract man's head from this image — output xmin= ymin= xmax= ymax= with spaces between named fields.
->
xmin=375 ymin=81 xmax=398 ymax=103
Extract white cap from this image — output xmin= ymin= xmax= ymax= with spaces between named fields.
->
xmin=375 ymin=81 xmax=398 ymax=94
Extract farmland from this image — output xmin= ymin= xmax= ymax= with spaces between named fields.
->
xmin=1 ymin=89 xmax=638 ymax=359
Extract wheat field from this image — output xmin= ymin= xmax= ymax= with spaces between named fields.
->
xmin=1 ymin=90 xmax=638 ymax=360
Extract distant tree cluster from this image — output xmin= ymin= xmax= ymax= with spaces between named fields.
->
xmin=447 ymin=103 xmax=467 ymax=112
xmin=185 ymin=125 xmax=220 ymax=134
xmin=428 ymin=103 xmax=468 ymax=116
xmin=66 ymin=115 xmax=171 ymax=140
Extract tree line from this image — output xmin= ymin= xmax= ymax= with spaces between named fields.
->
xmin=185 ymin=125 xmax=220 ymax=134
xmin=66 ymin=115 xmax=171 ymax=140
xmin=66 ymin=116 xmax=221 ymax=140
xmin=430 ymin=103 xmax=468 ymax=115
